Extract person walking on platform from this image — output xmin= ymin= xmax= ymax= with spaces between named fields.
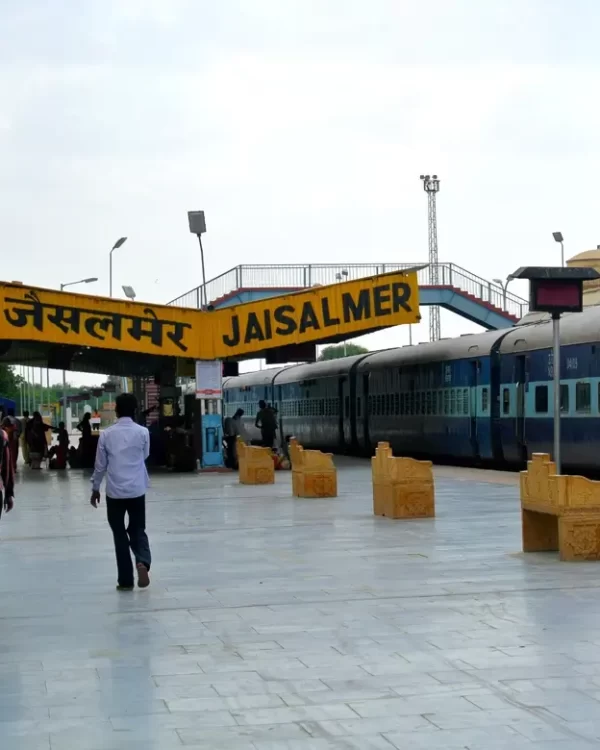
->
xmin=255 ymin=400 xmax=277 ymax=449
xmin=0 ymin=424 xmax=15 ymax=521
xmin=90 ymin=393 xmax=152 ymax=591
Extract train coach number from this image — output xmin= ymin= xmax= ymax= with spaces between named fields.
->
xmin=547 ymin=354 xmax=577 ymax=377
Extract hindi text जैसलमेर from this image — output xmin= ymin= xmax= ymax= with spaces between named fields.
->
xmin=217 ymin=277 xmax=419 ymax=352
xmin=1 ymin=289 xmax=194 ymax=356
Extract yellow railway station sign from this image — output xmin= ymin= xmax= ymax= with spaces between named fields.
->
xmin=0 ymin=270 xmax=420 ymax=362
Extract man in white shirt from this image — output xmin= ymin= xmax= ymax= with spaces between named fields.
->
xmin=90 ymin=393 xmax=152 ymax=591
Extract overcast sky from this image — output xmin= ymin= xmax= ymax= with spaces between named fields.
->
xmin=2 ymin=0 xmax=598 ymax=384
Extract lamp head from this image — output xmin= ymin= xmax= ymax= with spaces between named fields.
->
xmin=552 ymin=231 xmax=564 ymax=243
xmin=122 ymin=285 xmax=136 ymax=300
xmin=112 ymin=237 xmax=127 ymax=250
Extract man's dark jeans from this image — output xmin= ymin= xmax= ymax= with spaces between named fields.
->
xmin=106 ymin=495 xmax=151 ymax=587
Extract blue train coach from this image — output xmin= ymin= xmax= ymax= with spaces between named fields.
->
xmin=222 ymin=304 xmax=600 ymax=473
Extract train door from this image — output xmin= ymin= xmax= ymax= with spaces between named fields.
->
xmin=338 ymin=376 xmax=348 ymax=452
xmin=274 ymin=384 xmax=283 ymax=442
xmin=515 ymin=355 xmax=528 ymax=464
xmin=490 ymin=349 xmax=504 ymax=463
xmin=469 ymin=360 xmax=480 ymax=460
xmin=362 ymin=372 xmax=371 ymax=452
xmin=345 ymin=371 xmax=354 ymax=449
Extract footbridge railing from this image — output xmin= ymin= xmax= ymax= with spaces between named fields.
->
xmin=168 ymin=263 xmax=528 ymax=321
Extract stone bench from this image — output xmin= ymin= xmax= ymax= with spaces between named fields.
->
xmin=288 ymin=438 xmax=337 ymax=498
xmin=236 ymin=438 xmax=274 ymax=485
xmin=520 ymin=453 xmax=600 ymax=561
xmin=371 ymin=442 xmax=435 ymax=519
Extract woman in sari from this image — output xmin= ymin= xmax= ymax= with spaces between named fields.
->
xmin=76 ymin=412 xmax=94 ymax=467
xmin=26 ymin=412 xmax=51 ymax=469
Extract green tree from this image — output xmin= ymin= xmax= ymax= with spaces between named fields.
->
xmin=318 ymin=343 xmax=369 ymax=361
xmin=0 ymin=364 xmax=23 ymax=400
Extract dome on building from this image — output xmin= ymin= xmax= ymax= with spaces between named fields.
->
xmin=566 ymin=249 xmax=600 ymax=307
xmin=567 ymin=248 xmax=600 ymax=266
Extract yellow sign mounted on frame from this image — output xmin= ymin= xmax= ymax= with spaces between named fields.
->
xmin=211 ymin=271 xmax=420 ymax=358
xmin=0 ymin=270 xmax=420 ymax=361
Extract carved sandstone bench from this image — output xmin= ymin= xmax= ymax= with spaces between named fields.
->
xmin=236 ymin=438 xmax=274 ymax=485
xmin=371 ymin=442 xmax=435 ymax=519
xmin=520 ymin=453 xmax=600 ymax=561
xmin=288 ymin=438 xmax=337 ymax=498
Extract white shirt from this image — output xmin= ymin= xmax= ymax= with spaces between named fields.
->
xmin=91 ymin=417 xmax=150 ymax=499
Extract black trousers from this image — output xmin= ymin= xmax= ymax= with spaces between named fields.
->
xmin=224 ymin=436 xmax=237 ymax=469
xmin=106 ymin=495 xmax=151 ymax=587
xmin=261 ymin=430 xmax=275 ymax=449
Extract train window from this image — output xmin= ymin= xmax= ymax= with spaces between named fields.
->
xmin=368 ymin=395 xmax=373 ymax=415
xmin=502 ymin=388 xmax=510 ymax=414
xmin=357 ymin=397 xmax=362 ymax=417
xmin=576 ymin=382 xmax=591 ymax=413
xmin=344 ymin=396 xmax=349 ymax=418
xmin=320 ymin=399 xmax=325 ymax=417
xmin=463 ymin=389 xmax=469 ymax=415
xmin=450 ymin=390 xmax=457 ymax=415
xmin=481 ymin=388 xmax=489 ymax=412
xmin=535 ymin=385 xmax=549 ymax=414
xmin=443 ymin=390 xmax=449 ymax=416
xmin=560 ymin=385 xmax=569 ymax=413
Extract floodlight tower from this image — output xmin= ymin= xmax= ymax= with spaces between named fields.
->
xmin=419 ymin=174 xmax=441 ymax=341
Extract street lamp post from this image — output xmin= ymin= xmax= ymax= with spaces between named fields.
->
xmin=553 ymin=232 xmax=565 ymax=267
xmin=187 ymin=212 xmax=208 ymax=309
xmin=60 ymin=277 xmax=98 ymax=422
xmin=493 ymin=277 xmax=513 ymax=312
xmin=109 ymin=237 xmax=128 ymax=298
xmin=336 ymin=271 xmax=349 ymax=356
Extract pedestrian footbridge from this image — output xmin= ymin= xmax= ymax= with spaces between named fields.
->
xmin=169 ymin=262 xmax=527 ymax=331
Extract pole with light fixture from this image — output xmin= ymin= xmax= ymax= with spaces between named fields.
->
xmin=335 ymin=271 xmax=349 ymax=356
xmin=60 ymin=277 xmax=98 ymax=423
xmin=492 ymin=277 xmax=513 ymax=312
xmin=109 ymin=237 xmax=128 ymax=298
xmin=187 ymin=211 xmax=208 ymax=309
xmin=552 ymin=232 xmax=564 ymax=268
xmin=509 ymin=265 xmax=600 ymax=474
xmin=419 ymin=174 xmax=441 ymax=341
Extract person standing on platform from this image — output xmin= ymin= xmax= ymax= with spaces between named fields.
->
xmin=26 ymin=412 xmax=51 ymax=469
xmin=223 ymin=408 xmax=244 ymax=468
xmin=3 ymin=409 xmax=20 ymax=471
xmin=255 ymin=400 xmax=277 ymax=449
xmin=77 ymin=412 xmax=94 ymax=467
xmin=0 ymin=424 xmax=15 ymax=521
xmin=90 ymin=393 xmax=152 ymax=591
xmin=20 ymin=410 xmax=30 ymax=466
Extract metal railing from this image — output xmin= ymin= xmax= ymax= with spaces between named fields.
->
xmin=168 ymin=262 xmax=529 ymax=320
